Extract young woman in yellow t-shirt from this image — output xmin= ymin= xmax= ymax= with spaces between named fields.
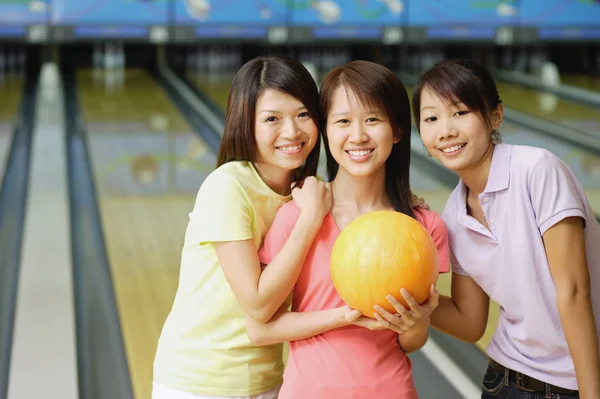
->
xmin=152 ymin=55 xmax=332 ymax=399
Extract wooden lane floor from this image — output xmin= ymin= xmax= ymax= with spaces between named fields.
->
xmin=77 ymin=68 xmax=216 ymax=399
xmin=0 ymin=77 xmax=23 ymax=193
xmin=495 ymin=81 xmax=600 ymax=134
xmin=187 ymin=71 xmax=232 ymax=114
xmin=561 ymin=74 xmax=600 ymax=93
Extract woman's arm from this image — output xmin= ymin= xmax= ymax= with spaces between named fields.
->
xmin=216 ymin=215 xmax=321 ymax=323
xmin=429 ymin=273 xmax=490 ymax=344
xmin=216 ymin=177 xmax=332 ymax=323
xmin=544 ymin=216 xmax=600 ymax=399
xmin=246 ymin=306 xmax=351 ymax=346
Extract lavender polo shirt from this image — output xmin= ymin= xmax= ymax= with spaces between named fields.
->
xmin=442 ymin=143 xmax=600 ymax=390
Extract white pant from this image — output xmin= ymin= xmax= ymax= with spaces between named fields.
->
xmin=152 ymin=383 xmax=280 ymax=399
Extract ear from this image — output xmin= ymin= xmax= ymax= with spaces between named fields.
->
xmin=491 ymin=104 xmax=504 ymax=130
xmin=393 ymin=129 xmax=402 ymax=144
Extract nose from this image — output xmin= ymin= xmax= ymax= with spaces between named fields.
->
xmin=439 ymin=117 xmax=459 ymax=141
xmin=280 ymin=117 xmax=302 ymax=141
xmin=348 ymin=123 xmax=368 ymax=144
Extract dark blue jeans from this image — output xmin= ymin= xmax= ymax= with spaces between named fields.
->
xmin=481 ymin=366 xmax=579 ymax=399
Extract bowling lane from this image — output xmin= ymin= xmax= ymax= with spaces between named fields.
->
xmin=0 ymin=78 xmax=24 ymax=192
xmin=561 ymin=74 xmax=600 ymax=93
xmin=495 ymin=80 xmax=600 ymax=134
xmin=77 ymin=69 xmax=217 ymax=399
xmin=187 ymin=71 xmax=233 ymax=116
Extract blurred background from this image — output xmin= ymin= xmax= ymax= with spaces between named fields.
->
xmin=0 ymin=1 xmax=599 ymax=398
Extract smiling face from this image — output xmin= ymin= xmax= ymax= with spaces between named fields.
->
xmin=254 ymin=89 xmax=319 ymax=172
xmin=418 ymin=87 xmax=502 ymax=173
xmin=326 ymin=85 xmax=398 ymax=178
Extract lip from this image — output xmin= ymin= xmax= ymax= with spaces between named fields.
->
xmin=438 ymin=143 xmax=466 ymax=157
xmin=276 ymin=142 xmax=305 ymax=155
xmin=345 ymin=148 xmax=374 ymax=163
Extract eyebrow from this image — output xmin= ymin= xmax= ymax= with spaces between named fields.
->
xmin=258 ymin=106 xmax=307 ymax=114
xmin=420 ymin=106 xmax=435 ymax=111
xmin=330 ymin=110 xmax=380 ymax=117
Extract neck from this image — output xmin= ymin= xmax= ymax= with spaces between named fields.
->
xmin=331 ymin=167 xmax=390 ymax=213
xmin=253 ymin=161 xmax=295 ymax=196
xmin=456 ymin=143 xmax=495 ymax=197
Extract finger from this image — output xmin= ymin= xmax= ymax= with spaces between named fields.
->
xmin=386 ymin=295 xmax=410 ymax=320
xmin=374 ymin=305 xmax=413 ymax=332
xmin=374 ymin=312 xmax=403 ymax=334
xmin=429 ymin=285 xmax=440 ymax=304
xmin=400 ymin=289 xmax=422 ymax=318
xmin=345 ymin=309 xmax=362 ymax=323
xmin=353 ymin=317 xmax=380 ymax=330
xmin=422 ymin=285 xmax=440 ymax=314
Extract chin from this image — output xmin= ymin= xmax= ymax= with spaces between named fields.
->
xmin=274 ymin=158 xmax=305 ymax=171
xmin=340 ymin=163 xmax=381 ymax=178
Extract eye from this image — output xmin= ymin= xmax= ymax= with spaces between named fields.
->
xmin=335 ymin=119 xmax=350 ymax=124
xmin=298 ymin=111 xmax=310 ymax=119
xmin=454 ymin=110 xmax=470 ymax=117
xmin=264 ymin=116 xmax=278 ymax=123
xmin=423 ymin=116 xmax=437 ymax=123
xmin=366 ymin=117 xmax=380 ymax=123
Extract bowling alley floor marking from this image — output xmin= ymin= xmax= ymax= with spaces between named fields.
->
xmin=8 ymin=65 xmax=78 ymax=399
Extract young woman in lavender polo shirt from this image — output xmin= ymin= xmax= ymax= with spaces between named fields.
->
xmin=412 ymin=58 xmax=600 ymax=399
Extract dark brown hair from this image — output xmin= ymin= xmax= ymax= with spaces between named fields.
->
xmin=412 ymin=58 xmax=502 ymax=143
xmin=319 ymin=60 xmax=414 ymax=218
xmin=216 ymin=55 xmax=322 ymax=182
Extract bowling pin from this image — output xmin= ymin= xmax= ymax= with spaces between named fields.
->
xmin=537 ymin=61 xmax=560 ymax=114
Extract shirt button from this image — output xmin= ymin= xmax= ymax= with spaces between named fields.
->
xmin=482 ymin=197 xmax=490 ymax=204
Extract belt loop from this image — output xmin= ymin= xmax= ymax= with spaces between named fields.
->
xmin=504 ymin=367 xmax=509 ymax=387
xmin=545 ymin=383 xmax=551 ymax=399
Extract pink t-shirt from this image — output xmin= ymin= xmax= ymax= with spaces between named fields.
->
xmin=258 ymin=204 xmax=450 ymax=399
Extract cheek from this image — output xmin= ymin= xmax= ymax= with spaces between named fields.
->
xmin=304 ymin=120 xmax=319 ymax=141
xmin=464 ymin=119 xmax=491 ymax=145
xmin=325 ymin=127 xmax=342 ymax=150
xmin=418 ymin=128 xmax=437 ymax=151
xmin=254 ymin=125 xmax=276 ymax=155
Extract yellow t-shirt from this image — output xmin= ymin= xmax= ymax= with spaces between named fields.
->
xmin=153 ymin=160 xmax=291 ymax=396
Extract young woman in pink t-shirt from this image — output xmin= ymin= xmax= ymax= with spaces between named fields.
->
xmin=246 ymin=60 xmax=450 ymax=399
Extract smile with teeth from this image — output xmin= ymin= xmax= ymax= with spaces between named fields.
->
xmin=346 ymin=149 xmax=373 ymax=156
xmin=277 ymin=143 xmax=304 ymax=153
xmin=441 ymin=144 xmax=466 ymax=153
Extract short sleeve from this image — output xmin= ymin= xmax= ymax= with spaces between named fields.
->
xmin=258 ymin=201 xmax=302 ymax=265
xmin=528 ymin=152 xmax=587 ymax=234
xmin=188 ymin=171 xmax=252 ymax=245
xmin=449 ymin=251 xmax=468 ymax=276
xmin=416 ymin=210 xmax=450 ymax=273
